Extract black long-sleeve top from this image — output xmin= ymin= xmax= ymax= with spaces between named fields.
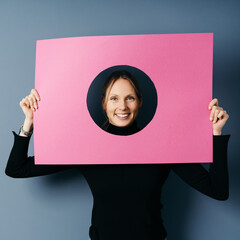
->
xmin=5 ymin=124 xmax=230 ymax=240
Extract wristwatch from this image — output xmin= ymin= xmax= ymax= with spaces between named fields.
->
xmin=19 ymin=125 xmax=33 ymax=137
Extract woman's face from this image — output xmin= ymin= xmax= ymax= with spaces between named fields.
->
xmin=103 ymin=78 xmax=141 ymax=127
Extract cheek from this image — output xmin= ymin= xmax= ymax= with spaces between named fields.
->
xmin=131 ymin=103 xmax=139 ymax=113
xmin=105 ymin=103 xmax=114 ymax=114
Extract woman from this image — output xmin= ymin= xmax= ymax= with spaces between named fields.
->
xmin=6 ymin=71 xmax=230 ymax=240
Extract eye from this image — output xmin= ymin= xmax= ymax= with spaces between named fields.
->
xmin=127 ymin=96 xmax=135 ymax=101
xmin=110 ymin=97 xmax=117 ymax=101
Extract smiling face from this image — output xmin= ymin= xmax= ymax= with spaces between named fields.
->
xmin=103 ymin=78 xmax=142 ymax=127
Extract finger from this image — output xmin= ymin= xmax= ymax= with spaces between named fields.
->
xmin=210 ymin=106 xmax=223 ymax=121
xmin=217 ymin=110 xmax=225 ymax=120
xmin=210 ymin=105 xmax=217 ymax=121
xmin=27 ymin=95 xmax=35 ymax=110
xmin=31 ymin=89 xmax=40 ymax=101
xmin=30 ymin=94 xmax=38 ymax=109
xmin=30 ymin=90 xmax=40 ymax=109
xmin=218 ymin=110 xmax=229 ymax=120
xmin=19 ymin=98 xmax=25 ymax=108
xmin=213 ymin=109 xmax=220 ymax=123
xmin=208 ymin=98 xmax=218 ymax=110
xmin=20 ymin=97 xmax=30 ymax=108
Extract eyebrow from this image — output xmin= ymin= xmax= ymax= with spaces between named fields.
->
xmin=109 ymin=92 xmax=136 ymax=96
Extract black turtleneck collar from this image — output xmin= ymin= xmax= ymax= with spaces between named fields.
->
xmin=105 ymin=121 xmax=140 ymax=136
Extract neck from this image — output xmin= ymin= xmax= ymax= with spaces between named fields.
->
xmin=105 ymin=121 xmax=139 ymax=136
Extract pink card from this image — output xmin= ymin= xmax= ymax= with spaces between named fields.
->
xmin=34 ymin=33 xmax=213 ymax=164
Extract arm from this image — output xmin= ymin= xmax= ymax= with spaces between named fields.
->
xmin=172 ymin=98 xmax=230 ymax=200
xmin=5 ymin=89 xmax=72 ymax=178
xmin=172 ymin=134 xmax=230 ymax=200
xmin=5 ymin=131 xmax=72 ymax=178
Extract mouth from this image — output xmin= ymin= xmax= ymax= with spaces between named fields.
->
xmin=115 ymin=113 xmax=130 ymax=120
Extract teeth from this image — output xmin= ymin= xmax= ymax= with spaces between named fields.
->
xmin=116 ymin=114 xmax=129 ymax=117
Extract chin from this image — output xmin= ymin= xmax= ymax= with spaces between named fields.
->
xmin=114 ymin=120 xmax=134 ymax=127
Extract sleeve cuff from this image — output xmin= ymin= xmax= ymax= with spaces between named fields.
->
xmin=12 ymin=131 xmax=32 ymax=143
xmin=213 ymin=134 xmax=230 ymax=146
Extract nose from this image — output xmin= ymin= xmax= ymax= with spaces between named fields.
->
xmin=118 ymin=100 xmax=128 ymax=110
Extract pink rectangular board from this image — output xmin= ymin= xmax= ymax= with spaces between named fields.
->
xmin=34 ymin=33 xmax=213 ymax=164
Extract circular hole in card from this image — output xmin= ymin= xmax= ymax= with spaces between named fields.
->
xmin=87 ymin=65 xmax=158 ymax=136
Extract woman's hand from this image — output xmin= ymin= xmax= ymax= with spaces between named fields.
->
xmin=208 ymin=98 xmax=229 ymax=135
xmin=19 ymin=89 xmax=40 ymax=134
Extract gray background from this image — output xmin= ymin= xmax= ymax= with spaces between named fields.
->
xmin=0 ymin=0 xmax=239 ymax=240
